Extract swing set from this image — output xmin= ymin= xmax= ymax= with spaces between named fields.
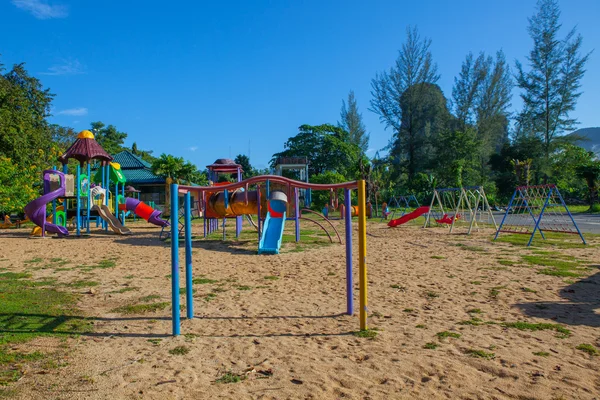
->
xmin=424 ymin=186 xmax=497 ymax=234
xmin=494 ymin=184 xmax=586 ymax=246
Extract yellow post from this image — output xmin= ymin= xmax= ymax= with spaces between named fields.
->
xmin=357 ymin=179 xmax=368 ymax=330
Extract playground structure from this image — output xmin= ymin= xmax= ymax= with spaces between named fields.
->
xmin=424 ymin=186 xmax=497 ymax=234
xmin=24 ymin=130 xmax=167 ymax=237
xmin=494 ymin=184 xmax=586 ymax=246
xmin=273 ymin=156 xmax=311 ymax=207
xmin=169 ymin=176 xmax=369 ymax=335
xmin=382 ymin=194 xmax=420 ymax=221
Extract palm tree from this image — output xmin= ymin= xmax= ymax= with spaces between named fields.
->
xmin=576 ymin=160 xmax=600 ymax=211
xmin=151 ymin=154 xmax=185 ymax=183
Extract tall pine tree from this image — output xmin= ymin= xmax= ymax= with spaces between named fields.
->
xmin=515 ymin=0 xmax=590 ymax=173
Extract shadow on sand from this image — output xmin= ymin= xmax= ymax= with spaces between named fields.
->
xmin=515 ymin=269 xmax=600 ymax=328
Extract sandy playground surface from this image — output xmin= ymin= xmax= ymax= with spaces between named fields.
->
xmin=0 ymin=219 xmax=599 ymax=400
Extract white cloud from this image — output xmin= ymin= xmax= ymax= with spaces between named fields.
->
xmin=41 ymin=59 xmax=85 ymax=76
xmin=189 ymin=146 xmax=198 ymax=152
xmin=11 ymin=0 xmax=68 ymax=19
xmin=366 ymin=148 xmax=375 ymax=154
xmin=56 ymin=107 xmax=87 ymax=116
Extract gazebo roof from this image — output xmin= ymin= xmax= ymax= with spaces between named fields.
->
xmin=206 ymin=158 xmax=243 ymax=173
xmin=58 ymin=130 xmax=113 ymax=166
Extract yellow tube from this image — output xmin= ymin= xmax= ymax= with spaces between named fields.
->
xmin=357 ymin=179 xmax=368 ymax=330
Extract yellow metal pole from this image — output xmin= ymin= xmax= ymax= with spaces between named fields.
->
xmin=357 ymin=179 xmax=368 ymax=330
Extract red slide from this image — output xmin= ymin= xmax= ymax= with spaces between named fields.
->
xmin=388 ymin=206 xmax=430 ymax=227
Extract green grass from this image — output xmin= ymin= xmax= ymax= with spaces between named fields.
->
xmin=236 ymin=286 xmax=252 ymax=291
xmin=533 ymin=351 xmax=550 ymax=357
xmin=139 ymin=294 xmax=161 ymax=302
xmin=423 ymin=342 xmax=438 ymax=349
xmin=467 ymin=308 xmax=483 ymax=314
xmin=495 ymin=232 xmax=589 ymax=249
xmin=264 ymin=276 xmax=279 ymax=281
xmin=403 ymin=308 xmax=414 ymax=313
xmin=111 ymin=302 xmax=170 ymax=314
xmin=352 ymin=329 xmax=378 ymax=339
xmin=415 ymin=324 xmax=427 ymax=329
xmin=0 ymin=272 xmax=32 ymax=280
xmin=168 ymin=346 xmax=190 ymax=356
xmin=501 ymin=322 xmax=571 ymax=338
xmin=431 ymin=255 xmax=446 ymax=260
xmin=0 ymin=273 xmax=92 ymax=387
xmin=147 ymin=339 xmax=162 ymax=345
xmin=204 ymin=293 xmax=217 ymax=302
xmin=436 ymin=331 xmax=461 ymax=339
xmin=466 ymin=349 xmax=495 ymax=359
xmin=471 ymin=281 xmax=482 ymax=285
xmin=23 ymin=257 xmax=43 ymax=264
xmin=576 ymin=343 xmax=598 ymax=356
xmin=390 ymin=284 xmax=405 ymax=289
xmin=77 ymin=258 xmax=117 ymax=271
xmin=497 ymin=259 xmax=516 ymax=266
xmin=215 ymin=371 xmax=246 ymax=384
xmin=192 ymin=278 xmax=218 ymax=285
xmin=521 ymin=287 xmax=537 ymax=293
xmin=425 ymin=291 xmax=439 ymax=299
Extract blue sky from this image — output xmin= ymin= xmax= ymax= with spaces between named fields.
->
xmin=1 ymin=0 xmax=598 ymax=171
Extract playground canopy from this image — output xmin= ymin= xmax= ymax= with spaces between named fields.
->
xmin=58 ymin=130 xmax=113 ymax=166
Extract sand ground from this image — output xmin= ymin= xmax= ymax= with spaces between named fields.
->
xmin=0 ymin=219 xmax=599 ymax=400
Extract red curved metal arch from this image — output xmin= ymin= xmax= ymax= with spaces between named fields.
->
xmin=299 ymin=217 xmax=336 ymax=244
xmin=177 ymin=175 xmax=359 ymax=194
xmin=300 ymin=208 xmax=342 ymax=244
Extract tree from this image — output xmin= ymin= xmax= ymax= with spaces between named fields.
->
xmin=151 ymin=153 xmax=207 ymax=185
xmin=130 ymin=141 xmax=155 ymax=163
xmin=515 ymin=0 xmax=591 ymax=172
xmin=453 ymin=51 xmax=512 ymax=183
xmin=90 ymin=121 xmax=127 ymax=155
xmin=271 ymin=124 xmax=362 ymax=179
xmin=0 ymin=61 xmax=56 ymax=167
xmin=395 ymin=82 xmax=451 ymax=181
xmin=370 ymin=26 xmax=440 ymax=183
xmin=151 ymin=154 xmax=185 ymax=183
xmin=0 ymin=156 xmax=39 ymax=214
xmin=339 ymin=90 xmax=369 ymax=153
xmin=575 ymin=160 xmax=600 ymax=209
xmin=234 ymin=154 xmax=254 ymax=178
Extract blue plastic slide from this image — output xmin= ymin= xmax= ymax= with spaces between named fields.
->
xmin=258 ymin=191 xmax=288 ymax=254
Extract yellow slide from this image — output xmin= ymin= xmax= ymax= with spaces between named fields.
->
xmin=93 ymin=204 xmax=132 ymax=235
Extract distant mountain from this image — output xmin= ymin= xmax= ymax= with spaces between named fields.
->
xmin=568 ymin=127 xmax=600 ymax=155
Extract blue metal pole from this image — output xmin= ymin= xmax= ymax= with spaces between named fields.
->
xmin=76 ymin=164 xmax=81 ymax=236
xmin=494 ymin=188 xmax=517 ymax=241
xmin=184 ymin=191 xmax=194 ymax=319
xmin=170 ymin=183 xmax=181 ymax=335
xmin=344 ymin=188 xmax=353 ymax=315
xmin=555 ymin=187 xmax=587 ymax=245
xmin=295 ymin=187 xmax=300 ymax=242
xmin=527 ymin=188 xmax=552 ymax=246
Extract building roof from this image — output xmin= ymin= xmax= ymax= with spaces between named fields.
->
xmin=121 ymin=169 xmax=165 ymax=184
xmin=112 ymin=150 xmax=153 ymax=169
xmin=110 ymin=150 xmax=164 ymax=185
